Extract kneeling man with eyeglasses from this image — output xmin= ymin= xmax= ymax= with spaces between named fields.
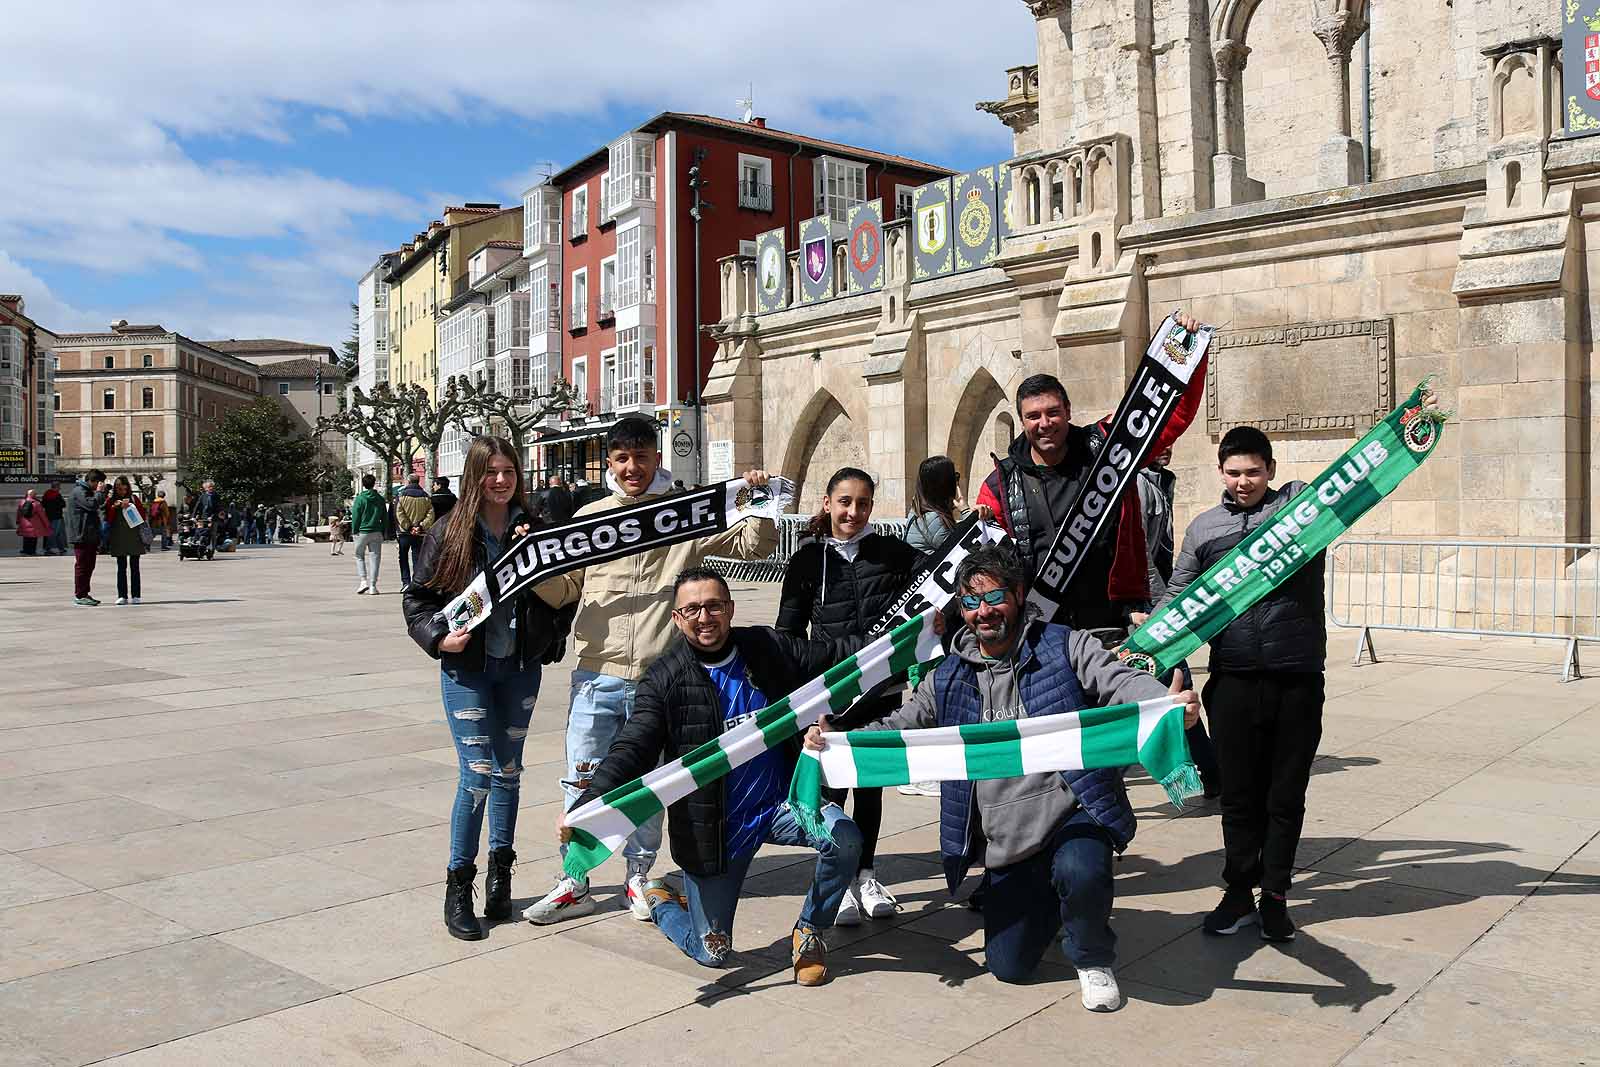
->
xmin=805 ymin=546 xmax=1199 ymax=1012
xmin=561 ymin=567 xmax=865 ymax=986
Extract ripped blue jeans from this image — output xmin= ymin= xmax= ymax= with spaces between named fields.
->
xmin=440 ymin=657 xmax=541 ymax=870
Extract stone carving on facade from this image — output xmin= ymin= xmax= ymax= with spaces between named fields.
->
xmin=1204 ymin=319 xmax=1392 ymax=436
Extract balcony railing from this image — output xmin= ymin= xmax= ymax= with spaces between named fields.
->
xmin=570 ymin=305 xmax=587 ymax=330
xmin=609 ymin=173 xmax=656 ymax=211
xmin=738 ymin=180 xmax=774 ymax=212
xmin=598 ymin=291 xmax=616 ymax=319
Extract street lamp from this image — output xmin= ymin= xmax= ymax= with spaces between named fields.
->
xmin=688 ymin=146 xmax=712 ymax=483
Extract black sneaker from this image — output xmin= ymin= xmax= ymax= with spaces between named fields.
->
xmin=1202 ymin=888 xmax=1258 ymax=935
xmin=1258 ymin=894 xmax=1296 ymax=942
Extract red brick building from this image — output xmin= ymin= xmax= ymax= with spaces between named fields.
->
xmin=525 ymin=112 xmax=948 ymax=484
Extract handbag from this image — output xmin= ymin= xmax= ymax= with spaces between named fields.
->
xmin=138 ymin=521 xmax=155 ymax=549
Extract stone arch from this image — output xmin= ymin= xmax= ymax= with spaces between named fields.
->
xmin=779 ymin=376 xmax=871 ymax=508
xmin=1491 ymin=52 xmax=1541 ymax=142
xmin=945 ymin=367 xmax=1010 ymax=506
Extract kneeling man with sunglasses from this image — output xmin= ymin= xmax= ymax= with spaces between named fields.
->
xmin=562 ymin=567 xmax=865 ymax=986
xmin=806 ymin=545 xmax=1198 ymax=1011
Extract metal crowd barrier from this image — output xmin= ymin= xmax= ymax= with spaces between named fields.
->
xmin=705 ymin=515 xmax=913 ymax=584
xmin=1328 ymin=539 xmax=1600 ymax=682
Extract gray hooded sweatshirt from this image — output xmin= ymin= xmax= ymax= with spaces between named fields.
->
xmin=866 ymin=606 xmax=1172 ymax=868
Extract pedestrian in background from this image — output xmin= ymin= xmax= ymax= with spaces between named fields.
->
xmin=150 ymin=490 xmax=173 ymax=551
xmin=105 ymin=476 xmax=149 ymax=605
xmin=430 ymin=476 xmax=457 ymax=522
xmin=41 ymin=484 xmax=68 ymax=555
xmin=395 ymin=473 xmax=436 ymax=591
xmin=67 ymin=469 xmax=107 ymax=606
xmin=328 ymin=513 xmax=346 ymax=555
xmin=541 ymin=475 xmax=575 ymax=525
xmin=350 ymin=473 xmax=387 ymax=594
xmin=15 ymin=489 xmax=50 ymax=555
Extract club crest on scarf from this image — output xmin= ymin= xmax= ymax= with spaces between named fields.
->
xmin=1116 ymin=648 xmax=1159 ymax=676
xmin=447 ymin=590 xmax=486 ymax=631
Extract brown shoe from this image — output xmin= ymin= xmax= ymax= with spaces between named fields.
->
xmin=642 ymin=879 xmax=685 ymax=915
xmin=792 ymin=924 xmax=829 ymax=986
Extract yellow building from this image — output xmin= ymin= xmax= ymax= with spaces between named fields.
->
xmin=385 ymin=204 xmax=523 ymax=398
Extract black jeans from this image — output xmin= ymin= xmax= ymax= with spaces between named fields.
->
xmin=1203 ymin=670 xmax=1324 ymax=896
xmin=397 ymin=533 xmax=423 ymax=586
xmin=116 ymin=555 xmax=142 ymax=599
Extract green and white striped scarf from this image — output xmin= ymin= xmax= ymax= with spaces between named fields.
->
xmin=786 ymin=695 xmax=1197 ymax=842
xmin=561 ymin=611 xmax=944 ymax=882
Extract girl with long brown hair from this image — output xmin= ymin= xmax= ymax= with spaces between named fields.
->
xmin=403 ymin=436 xmax=572 ymax=941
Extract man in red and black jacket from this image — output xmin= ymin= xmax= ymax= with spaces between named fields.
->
xmin=976 ymin=352 xmax=1204 ymax=631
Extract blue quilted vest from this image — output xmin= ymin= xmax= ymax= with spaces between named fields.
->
xmin=931 ymin=619 xmax=1136 ymax=893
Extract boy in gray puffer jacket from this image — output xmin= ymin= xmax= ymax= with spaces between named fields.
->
xmin=1158 ymin=426 xmax=1324 ymax=945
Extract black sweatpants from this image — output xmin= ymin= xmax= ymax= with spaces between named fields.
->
xmin=1202 ymin=669 xmax=1324 ymax=896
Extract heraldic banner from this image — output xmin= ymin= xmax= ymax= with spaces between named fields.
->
xmin=798 ymin=215 xmax=833 ymax=305
xmin=847 ymin=199 xmax=885 ymax=294
xmin=754 ymin=227 xmax=788 ymax=314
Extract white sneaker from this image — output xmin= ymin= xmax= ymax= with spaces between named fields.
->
xmin=834 ymin=881 xmax=862 ymax=926
xmin=131 ymin=597 xmax=141 ymax=605
xmin=856 ymin=869 xmax=899 ymax=919
xmin=1077 ymin=966 xmax=1122 ymax=1012
xmin=897 ymin=781 xmax=941 ymax=797
xmin=625 ymin=873 xmax=654 ymax=921
xmin=370 ymin=584 xmax=380 ymax=596
xmin=355 ymin=584 xmax=369 ymax=595
xmin=114 ymin=597 xmax=128 ymax=606
xmin=523 ymin=876 xmax=595 ymax=925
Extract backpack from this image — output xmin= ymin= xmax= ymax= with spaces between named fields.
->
xmin=19 ymin=500 xmax=33 ymax=518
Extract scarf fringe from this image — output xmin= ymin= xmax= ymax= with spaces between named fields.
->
xmin=1158 ymin=761 xmax=1203 ymax=808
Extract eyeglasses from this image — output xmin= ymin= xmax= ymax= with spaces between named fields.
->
xmin=958 ymin=589 xmax=1010 ymax=611
xmin=674 ymin=600 xmax=730 ymax=620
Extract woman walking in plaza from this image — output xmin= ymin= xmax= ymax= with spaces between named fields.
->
xmin=15 ymin=489 xmax=52 ymax=556
xmin=778 ymin=466 xmax=921 ymax=924
xmin=104 ymin=476 xmax=149 ymax=605
xmin=41 ymin=484 xmax=68 ymax=555
xmin=403 ymin=436 xmax=570 ymax=941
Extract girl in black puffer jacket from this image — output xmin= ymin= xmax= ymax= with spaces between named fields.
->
xmin=777 ymin=467 xmax=920 ymax=925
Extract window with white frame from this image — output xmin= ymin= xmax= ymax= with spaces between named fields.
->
xmin=608 ymin=135 xmax=655 ymax=207
xmin=102 ymin=431 xmax=115 ymax=456
xmin=52 ymin=432 xmax=60 ymax=456
xmin=599 ymin=256 xmax=617 ymax=316
xmin=571 ymin=187 xmax=588 ymax=237
xmin=738 ymin=154 xmax=774 ymax=211
xmin=618 ymin=229 xmax=638 ymax=306
xmin=600 ymin=348 xmax=617 ymax=412
xmin=53 ymin=392 xmax=60 ymax=411
xmin=103 ymin=389 xmax=115 ymax=410
xmin=895 ymin=184 xmax=916 ymax=219
xmin=323 ymin=383 xmax=334 ymax=396
xmin=570 ymin=268 xmax=588 ymax=329
xmin=814 ymin=156 xmax=868 ymax=225
xmin=278 ymin=382 xmax=290 ymax=395
xmin=571 ymin=356 xmax=588 ymax=408
xmin=599 ymin=171 xmax=611 ymax=221
xmin=523 ymin=189 xmax=539 ymax=249
xmin=614 ymin=326 xmax=655 ymax=409
xmin=142 ymin=353 xmax=153 ymax=368
xmin=142 ymin=386 xmax=154 ymax=409
xmin=530 ymin=264 xmax=551 ymax=332
xmin=103 ymin=355 xmax=114 ymax=369
xmin=141 ymin=430 xmax=155 ymax=456
xmin=494 ymin=290 xmax=530 ymax=353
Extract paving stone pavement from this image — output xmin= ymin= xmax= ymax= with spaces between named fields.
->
xmin=1 ymin=542 xmax=1598 ymax=1065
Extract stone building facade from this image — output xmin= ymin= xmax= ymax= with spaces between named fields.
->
xmin=52 ymin=324 xmax=260 ymax=506
xmin=707 ymin=0 xmax=1598 ymax=557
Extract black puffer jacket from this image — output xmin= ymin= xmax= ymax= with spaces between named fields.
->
xmin=402 ymin=515 xmax=575 ymax=672
xmin=576 ymin=627 xmax=861 ymax=877
xmin=1158 ymin=481 xmax=1326 ymax=673
xmin=777 ymin=533 xmax=919 ymax=727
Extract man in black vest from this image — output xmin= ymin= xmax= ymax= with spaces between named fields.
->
xmin=807 ymin=546 xmax=1197 ymax=1011
xmin=975 ymin=313 xmax=1205 ymax=632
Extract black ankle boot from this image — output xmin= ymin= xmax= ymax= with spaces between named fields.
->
xmin=484 ymin=847 xmax=516 ymax=921
xmin=444 ymin=864 xmax=485 ymax=941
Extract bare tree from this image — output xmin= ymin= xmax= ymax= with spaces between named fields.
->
xmin=315 ymin=383 xmax=418 ymax=525
xmin=460 ymin=377 xmax=586 ymax=470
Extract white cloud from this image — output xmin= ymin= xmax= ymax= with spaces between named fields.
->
xmin=3 ymin=1 xmax=1036 ymax=348
xmin=0 ymin=252 xmax=104 ymax=333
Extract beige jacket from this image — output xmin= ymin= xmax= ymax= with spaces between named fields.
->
xmin=395 ymin=489 xmax=435 ymax=534
xmin=536 ymin=475 xmax=778 ymax=681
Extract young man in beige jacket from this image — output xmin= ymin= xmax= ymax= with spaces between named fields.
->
xmin=525 ymin=415 xmax=779 ymax=924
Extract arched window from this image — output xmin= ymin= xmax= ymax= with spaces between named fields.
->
xmin=141 ymin=386 xmax=154 ymax=409
xmin=141 ymin=431 xmax=156 ymax=456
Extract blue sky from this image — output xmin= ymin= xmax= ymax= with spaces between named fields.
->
xmin=0 ymin=2 xmax=1036 ymax=349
